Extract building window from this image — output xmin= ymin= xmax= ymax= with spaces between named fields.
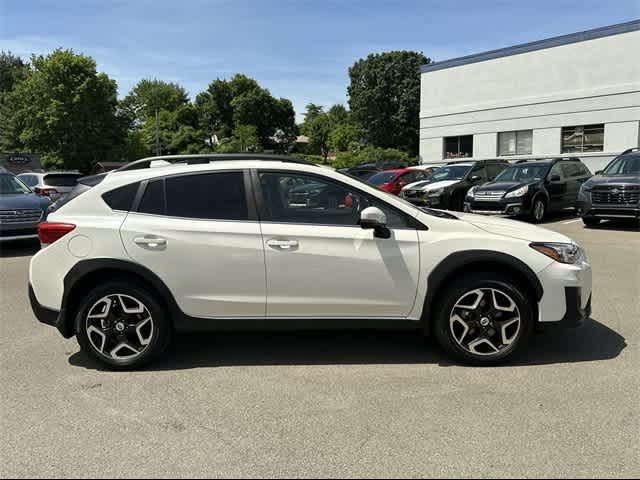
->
xmin=561 ymin=124 xmax=604 ymax=153
xmin=444 ymin=135 xmax=473 ymax=159
xmin=498 ymin=130 xmax=533 ymax=156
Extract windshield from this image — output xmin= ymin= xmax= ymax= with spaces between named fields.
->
xmin=0 ymin=174 xmax=31 ymax=195
xmin=495 ymin=164 xmax=550 ymax=182
xmin=367 ymin=171 xmax=397 ymax=186
xmin=602 ymin=154 xmax=640 ymax=176
xmin=428 ymin=165 xmax=472 ymax=182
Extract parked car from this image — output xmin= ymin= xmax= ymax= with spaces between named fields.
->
xmin=465 ymin=157 xmax=592 ymax=223
xmin=401 ymin=160 xmax=509 ymax=210
xmin=338 ymin=160 xmax=410 ymax=180
xmin=577 ymin=148 xmax=640 ymax=227
xmin=17 ymin=171 xmax=84 ymax=202
xmin=0 ymin=171 xmax=51 ymax=242
xmin=29 ymin=154 xmax=592 ymax=370
xmin=367 ymin=167 xmax=432 ymax=195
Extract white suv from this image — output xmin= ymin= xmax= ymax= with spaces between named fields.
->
xmin=29 ymin=155 xmax=592 ymax=369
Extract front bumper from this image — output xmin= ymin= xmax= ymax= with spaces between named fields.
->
xmin=537 ymin=259 xmax=592 ymax=326
xmin=577 ymin=201 xmax=640 ymax=219
xmin=464 ymin=198 xmax=528 ymax=216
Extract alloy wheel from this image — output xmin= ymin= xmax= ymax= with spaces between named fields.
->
xmin=533 ymin=200 xmax=545 ymax=221
xmin=85 ymin=294 xmax=154 ymax=361
xmin=449 ymin=288 xmax=521 ymax=357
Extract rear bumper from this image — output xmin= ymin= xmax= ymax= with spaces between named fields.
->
xmin=29 ymin=284 xmax=70 ymax=337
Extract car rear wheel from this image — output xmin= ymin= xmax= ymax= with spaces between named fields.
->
xmin=530 ymin=197 xmax=546 ymax=223
xmin=433 ymin=273 xmax=533 ymax=365
xmin=75 ymin=281 xmax=172 ymax=370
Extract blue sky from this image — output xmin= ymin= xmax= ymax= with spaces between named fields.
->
xmin=1 ymin=0 xmax=638 ymax=121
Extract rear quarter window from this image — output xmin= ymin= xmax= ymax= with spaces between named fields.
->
xmin=102 ymin=182 xmax=141 ymax=211
xmin=43 ymin=174 xmax=82 ymax=187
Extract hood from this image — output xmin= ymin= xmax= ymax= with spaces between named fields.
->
xmin=416 ymin=179 xmax=460 ymax=192
xmin=0 ymin=193 xmax=50 ymax=210
xmin=458 ymin=212 xmax=572 ymax=243
xmin=584 ymin=175 xmax=640 ymax=187
xmin=476 ymin=181 xmax=537 ymax=193
xmin=402 ymin=179 xmax=434 ymax=191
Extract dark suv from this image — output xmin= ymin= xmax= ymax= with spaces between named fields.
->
xmin=577 ymin=149 xmax=640 ymax=226
xmin=465 ymin=158 xmax=592 ymax=223
xmin=402 ymin=159 xmax=509 ymax=211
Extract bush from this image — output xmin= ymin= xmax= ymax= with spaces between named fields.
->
xmin=332 ymin=146 xmax=417 ymax=169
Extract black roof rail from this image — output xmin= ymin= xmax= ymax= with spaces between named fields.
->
xmin=620 ymin=147 xmax=639 ymax=155
xmin=116 ymin=154 xmax=315 ymax=172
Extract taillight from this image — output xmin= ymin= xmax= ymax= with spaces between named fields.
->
xmin=36 ymin=187 xmax=59 ymax=197
xmin=38 ymin=222 xmax=76 ymax=245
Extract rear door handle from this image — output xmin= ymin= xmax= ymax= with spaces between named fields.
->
xmin=134 ymin=236 xmax=167 ymax=249
xmin=267 ymin=239 xmax=299 ymax=251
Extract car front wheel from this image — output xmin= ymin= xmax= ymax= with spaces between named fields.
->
xmin=582 ymin=217 xmax=601 ymax=227
xmin=530 ymin=197 xmax=546 ymax=223
xmin=433 ymin=273 xmax=533 ymax=365
xmin=75 ymin=281 xmax=172 ymax=370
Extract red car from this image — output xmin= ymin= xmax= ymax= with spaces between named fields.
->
xmin=366 ymin=167 xmax=431 ymax=195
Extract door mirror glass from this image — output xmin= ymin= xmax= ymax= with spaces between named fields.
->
xmin=470 ymin=175 xmax=482 ymax=183
xmin=549 ymin=174 xmax=562 ymax=182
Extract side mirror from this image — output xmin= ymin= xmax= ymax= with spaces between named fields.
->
xmin=595 ymin=170 xmax=603 ymax=175
xmin=360 ymin=207 xmax=390 ymax=239
xmin=470 ymin=175 xmax=482 ymax=183
xmin=548 ymin=174 xmax=561 ymax=182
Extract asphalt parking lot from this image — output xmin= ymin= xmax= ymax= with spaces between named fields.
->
xmin=1 ymin=216 xmax=638 ymax=478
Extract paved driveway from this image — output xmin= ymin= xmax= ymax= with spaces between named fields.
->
xmin=1 ymin=217 xmax=638 ymax=478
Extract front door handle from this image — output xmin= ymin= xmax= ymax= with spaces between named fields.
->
xmin=267 ymin=239 xmax=299 ymax=251
xmin=134 ymin=236 xmax=167 ymax=249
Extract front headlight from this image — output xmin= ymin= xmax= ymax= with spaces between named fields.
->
xmin=530 ymin=242 xmax=586 ymax=264
xmin=505 ymin=185 xmax=528 ymax=198
xmin=427 ymin=188 xmax=445 ymax=197
xmin=466 ymin=186 xmax=477 ymax=199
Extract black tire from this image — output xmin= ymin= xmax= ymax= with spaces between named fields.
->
xmin=433 ymin=272 xmax=534 ymax=366
xmin=530 ymin=197 xmax=547 ymax=223
xmin=450 ymin=192 xmax=465 ymax=212
xmin=582 ymin=217 xmax=601 ymax=227
xmin=75 ymin=281 xmax=172 ymax=370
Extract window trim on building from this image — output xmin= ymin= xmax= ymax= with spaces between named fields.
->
xmin=498 ymin=130 xmax=533 ymax=156
xmin=443 ymin=135 xmax=473 ymax=159
xmin=561 ymin=124 xmax=605 ymax=153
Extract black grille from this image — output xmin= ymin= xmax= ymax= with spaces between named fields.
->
xmin=470 ymin=202 xmax=503 ymax=211
xmin=592 ymin=186 xmax=640 ymax=205
xmin=0 ymin=227 xmax=37 ymax=237
xmin=0 ymin=209 xmax=43 ymax=224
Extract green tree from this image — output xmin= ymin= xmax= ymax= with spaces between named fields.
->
xmin=217 ymin=124 xmax=261 ymax=153
xmin=138 ymin=104 xmax=206 ymax=155
xmin=328 ymin=123 xmax=362 ymax=152
xmin=348 ymin=51 xmax=430 ymax=155
xmin=195 ymin=79 xmax=234 ymax=139
xmin=0 ymin=51 xmax=29 ymax=151
xmin=305 ymin=114 xmax=332 ymax=161
xmin=121 ymin=78 xmax=189 ymax=124
xmin=5 ymin=49 xmax=125 ymax=171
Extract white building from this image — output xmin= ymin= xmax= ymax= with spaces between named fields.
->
xmin=419 ymin=20 xmax=640 ymax=172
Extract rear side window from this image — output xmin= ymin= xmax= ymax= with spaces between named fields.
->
xmin=138 ymin=172 xmax=248 ymax=220
xmin=19 ymin=174 xmax=39 ymax=187
xmin=138 ymin=179 xmax=165 ymax=216
xmin=102 ymin=182 xmax=140 ymax=211
xmin=43 ymin=174 xmax=82 ymax=187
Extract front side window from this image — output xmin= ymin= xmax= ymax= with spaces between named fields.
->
xmin=498 ymin=130 xmax=533 ymax=156
xmin=137 ymin=172 xmax=248 ymax=220
xmin=367 ymin=171 xmax=397 ymax=186
xmin=548 ymin=162 xmax=565 ymax=180
xmin=469 ymin=164 xmax=487 ymax=182
xmin=602 ymin=153 xmax=640 ymax=176
xmin=259 ymin=172 xmax=412 ymax=229
xmin=562 ymin=125 xmax=604 ymax=153
xmin=444 ymin=135 xmax=473 ymax=159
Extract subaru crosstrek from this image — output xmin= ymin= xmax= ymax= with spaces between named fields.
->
xmin=29 ymin=154 xmax=592 ymax=369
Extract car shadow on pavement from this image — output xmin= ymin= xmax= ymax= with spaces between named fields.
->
xmin=0 ymin=239 xmax=40 ymax=258
xmin=584 ymin=219 xmax=639 ymax=232
xmin=68 ymin=317 xmax=626 ymax=371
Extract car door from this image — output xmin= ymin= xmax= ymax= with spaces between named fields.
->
xmin=545 ymin=162 xmax=568 ymax=211
xmin=256 ymin=170 xmax=421 ymax=318
xmin=120 ymin=170 xmax=267 ymax=319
